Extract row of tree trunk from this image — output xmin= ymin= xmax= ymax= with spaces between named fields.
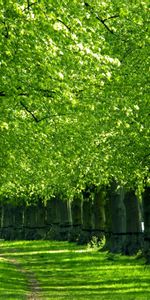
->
xmin=0 ymin=186 xmax=149 ymax=262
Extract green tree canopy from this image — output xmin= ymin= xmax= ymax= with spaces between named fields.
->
xmin=0 ymin=0 xmax=149 ymax=201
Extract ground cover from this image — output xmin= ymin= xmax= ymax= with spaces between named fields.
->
xmin=0 ymin=240 xmax=150 ymax=300
xmin=0 ymin=254 xmax=28 ymax=299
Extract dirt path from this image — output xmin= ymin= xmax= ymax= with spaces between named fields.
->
xmin=0 ymin=255 xmax=42 ymax=299
xmin=26 ymin=270 xmax=42 ymax=300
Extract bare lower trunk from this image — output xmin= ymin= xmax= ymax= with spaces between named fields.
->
xmin=143 ymin=187 xmax=150 ymax=264
xmin=59 ymin=200 xmax=72 ymax=241
xmin=69 ymin=197 xmax=82 ymax=242
xmin=14 ymin=205 xmax=24 ymax=240
xmin=78 ymin=197 xmax=93 ymax=244
xmin=35 ymin=200 xmax=46 ymax=239
xmin=92 ymin=188 xmax=106 ymax=241
xmin=102 ymin=193 xmax=112 ymax=251
xmin=46 ymin=198 xmax=61 ymax=240
xmin=0 ymin=203 xmax=2 ymax=238
xmin=123 ymin=190 xmax=143 ymax=255
xmin=1 ymin=203 xmax=14 ymax=240
xmin=104 ymin=182 xmax=126 ymax=253
xmin=23 ymin=205 xmax=37 ymax=240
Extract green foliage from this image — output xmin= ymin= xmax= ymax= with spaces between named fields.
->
xmin=87 ymin=236 xmax=106 ymax=250
xmin=0 ymin=0 xmax=149 ymax=201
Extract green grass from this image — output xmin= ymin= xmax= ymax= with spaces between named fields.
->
xmin=0 ymin=240 xmax=150 ymax=300
xmin=0 ymin=256 xmax=28 ymax=299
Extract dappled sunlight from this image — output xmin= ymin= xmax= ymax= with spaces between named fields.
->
xmin=0 ymin=240 xmax=87 ymax=256
xmin=0 ymin=241 xmax=150 ymax=299
xmin=0 ymin=258 xmax=28 ymax=299
xmin=0 ymin=248 xmax=91 ymax=257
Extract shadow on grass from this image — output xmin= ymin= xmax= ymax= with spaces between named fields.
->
xmin=0 ymin=241 xmax=150 ymax=300
xmin=0 ymin=258 xmax=28 ymax=299
xmin=0 ymin=240 xmax=82 ymax=254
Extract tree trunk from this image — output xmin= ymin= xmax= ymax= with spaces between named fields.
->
xmin=1 ymin=203 xmax=14 ymax=240
xmin=102 ymin=193 xmax=112 ymax=251
xmin=69 ymin=197 xmax=82 ymax=242
xmin=36 ymin=200 xmax=46 ymax=239
xmin=46 ymin=198 xmax=61 ymax=240
xmin=123 ymin=190 xmax=143 ymax=255
xmin=59 ymin=200 xmax=72 ymax=241
xmin=78 ymin=197 xmax=93 ymax=244
xmin=0 ymin=203 xmax=2 ymax=238
xmin=104 ymin=182 xmax=126 ymax=253
xmin=92 ymin=188 xmax=106 ymax=241
xmin=23 ymin=205 xmax=37 ymax=240
xmin=14 ymin=205 xmax=24 ymax=240
xmin=143 ymin=187 xmax=150 ymax=264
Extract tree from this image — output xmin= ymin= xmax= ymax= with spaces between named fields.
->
xmin=0 ymin=0 xmax=149 ymax=258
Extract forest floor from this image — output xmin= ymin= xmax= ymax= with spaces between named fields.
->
xmin=0 ymin=240 xmax=150 ymax=300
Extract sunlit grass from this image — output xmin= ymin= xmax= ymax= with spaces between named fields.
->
xmin=0 ymin=240 xmax=150 ymax=299
xmin=0 ymin=256 xmax=28 ymax=299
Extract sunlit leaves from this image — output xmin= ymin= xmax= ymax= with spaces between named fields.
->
xmin=0 ymin=0 xmax=149 ymax=201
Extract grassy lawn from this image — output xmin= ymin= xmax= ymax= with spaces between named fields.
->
xmin=0 ymin=240 xmax=150 ymax=300
xmin=0 ymin=255 xmax=28 ymax=299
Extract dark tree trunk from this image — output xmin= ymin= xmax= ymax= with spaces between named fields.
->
xmin=92 ymin=188 xmax=106 ymax=241
xmin=59 ymin=200 xmax=72 ymax=241
xmin=143 ymin=187 xmax=150 ymax=264
xmin=104 ymin=182 xmax=126 ymax=253
xmin=123 ymin=190 xmax=143 ymax=255
xmin=23 ymin=205 xmax=37 ymax=240
xmin=36 ymin=200 xmax=46 ymax=239
xmin=46 ymin=198 xmax=61 ymax=240
xmin=14 ymin=205 xmax=24 ymax=240
xmin=69 ymin=197 xmax=82 ymax=242
xmin=1 ymin=203 xmax=15 ymax=240
xmin=0 ymin=203 xmax=2 ymax=238
xmin=102 ymin=193 xmax=112 ymax=251
xmin=78 ymin=197 xmax=93 ymax=244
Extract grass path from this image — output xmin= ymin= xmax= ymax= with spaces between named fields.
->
xmin=0 ymin=241 xmax=150 ymax=300
xmin=0 ymin=254 xmax=41 ymax=299
xmin=8 ymin=257 xmax=42 ymax=300
xmin=26 ymin=271 xmax=41 ymax=300
xmin=0 ymin=254 xmax=27 ymax=299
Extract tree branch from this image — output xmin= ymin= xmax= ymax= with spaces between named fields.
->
xmin=96 ymin=16 xmax=114 ymax=34
xmin=23 ymin=1 xmax=37 ymax=11
xmin=27 ymin=0 xmax=30 ymax=10
xmin=103 ymin=15 xmax=119 ymax=22
xmin=57 ymin=19 xmax=71 ymax=31
xmin=20 ymin=101 xmax=74 ymax=123
xmin=20 ymin=101 xmax=39 ymax=122
xmin=0 ymin=88 xmax=55 ymax=98
xmin=84 ymin=2 xmax=119 ymax=34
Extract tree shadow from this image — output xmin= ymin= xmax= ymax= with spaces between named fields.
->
xmin=0 ymin=259 xmax=28 ymax=299
xmin=0 ymin=241 xmax=150 ymax=300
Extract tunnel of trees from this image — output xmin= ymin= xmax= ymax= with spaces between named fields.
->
xmin=0 ymin=1 xmax=149 ymax=262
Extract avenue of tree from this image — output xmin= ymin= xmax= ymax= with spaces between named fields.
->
xmin=0 ymin=1 xmax=150 ymax=260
